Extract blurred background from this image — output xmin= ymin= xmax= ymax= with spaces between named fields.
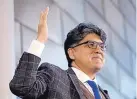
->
xmin=0 ymin=0 xmax=136 ymax=99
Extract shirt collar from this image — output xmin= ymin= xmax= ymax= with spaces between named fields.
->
xmin=71 ymin=67 xmax=97 ymax=84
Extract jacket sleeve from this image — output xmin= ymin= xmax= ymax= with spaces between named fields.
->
xmin=9 ymin=52 xmax=53 ymax=99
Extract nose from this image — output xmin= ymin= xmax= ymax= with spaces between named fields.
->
xmin=94 ymin=45 xmax=102 ymax=53
xmin=93 ymin=46 xmax=104 ymax=60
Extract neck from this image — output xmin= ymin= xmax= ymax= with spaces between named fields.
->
xmin=71 ymin=62 xmax=96 ymax=80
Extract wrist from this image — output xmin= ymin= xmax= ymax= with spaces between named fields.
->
xmin=36 ymin=37 xmax=46 ymax=44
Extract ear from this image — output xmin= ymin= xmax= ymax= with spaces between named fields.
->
xmin=67 ymin=48 xmax=75 ymax=60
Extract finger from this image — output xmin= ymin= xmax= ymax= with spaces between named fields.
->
xmin=44 ymin=7 xmax=49 ymax=16
xmin=39 ymin=7 xmax=49 ymax=24
xmin=42 ymin=7 xmax=49 ymax=21
xmin=39 ymin=11 xmax=44 ymax=24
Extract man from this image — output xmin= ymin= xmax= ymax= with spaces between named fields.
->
xmin=9 ymin=7 xmax=110 ymax=99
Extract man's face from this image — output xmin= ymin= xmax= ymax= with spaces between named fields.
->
xmin=68 ymin=33 xmax=105 ymax=73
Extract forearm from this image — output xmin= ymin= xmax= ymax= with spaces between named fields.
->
xmin=9 ymin=52 xmax=41 ymax=97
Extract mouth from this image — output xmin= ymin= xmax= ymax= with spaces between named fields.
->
xmin=92 ymin=57 xmax=102 ymax=61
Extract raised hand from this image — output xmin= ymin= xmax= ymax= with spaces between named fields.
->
xmin=37 ymin=7 xmax=49 ymax=43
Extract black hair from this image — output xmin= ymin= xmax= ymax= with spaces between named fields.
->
xmin=64 ymin=22 xmax=107 ymax=67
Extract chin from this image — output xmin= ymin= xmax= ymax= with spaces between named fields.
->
xmin=94 ymin=64 xmax=103 ymax=71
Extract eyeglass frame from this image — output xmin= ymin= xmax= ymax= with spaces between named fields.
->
xmin=70 ymin=40 xmax=107 ymax=51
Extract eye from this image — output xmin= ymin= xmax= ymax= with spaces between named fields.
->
xmin=100 ymin=43 xmax=106 ymax=49
xmin=88 ymin=42 xmax=96 ymax=48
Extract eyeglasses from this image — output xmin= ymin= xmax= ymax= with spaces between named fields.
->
xmin=70 ymin=40 xmax=107 ymax=51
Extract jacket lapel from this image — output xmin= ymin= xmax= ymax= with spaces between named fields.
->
xmin=98 ymin=85 xmax=110 ymax=99
xmin=66 ymin=68 xmax=110 ymax=99
xmin=66 ymin=68 xmax=84 ymax=99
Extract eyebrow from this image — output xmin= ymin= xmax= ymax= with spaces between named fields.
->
xmin=84 ymin=40 xmax=104 ymax=44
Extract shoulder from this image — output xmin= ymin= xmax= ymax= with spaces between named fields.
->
xmin=38 ymin=62 xmax=66 ymax=74
xmin=37 ymin=62 xmax=69 ymax=84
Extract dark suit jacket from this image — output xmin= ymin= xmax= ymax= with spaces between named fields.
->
xmin=9 ymin=52 xmax=110 ymax=99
